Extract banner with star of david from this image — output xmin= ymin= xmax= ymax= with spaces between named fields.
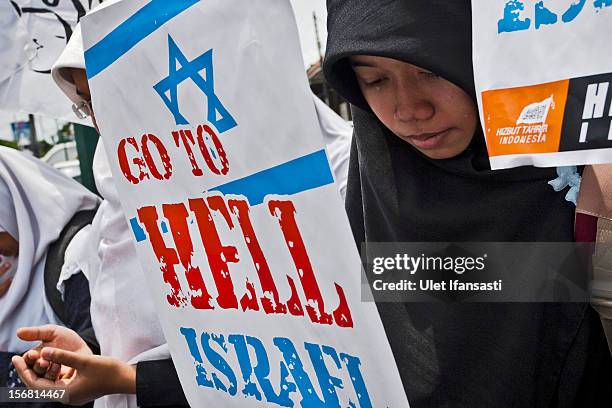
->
xmin=81 ymin=0 xmax=409 ymax=406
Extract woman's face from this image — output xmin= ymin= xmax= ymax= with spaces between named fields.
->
xmin=351 ymin=55 xmax=478 ymax=159
xmin=68 ymin=68 xmax=99 ymax=132
xmin=0 ymin=232 xmax=17 ymax=296
xmin=0 ymin=232 xmax=18 ymax=257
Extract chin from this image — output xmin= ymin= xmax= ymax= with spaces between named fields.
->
xmin=408 ymin=136 xmax=473 ymax=160
xmin=406 ymin=139 xmax=471 ymax=160
xmin=418 ymin=149 xmax=460 ymax=160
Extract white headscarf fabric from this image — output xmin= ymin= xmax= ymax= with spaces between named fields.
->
xmin=0 ymin=176 xmax=18 ymax=240
xmin=51 ymin=23 xmax=85 ymax=107
xmin=51 ymin=23 xmax=94 ymax=128
xmin=313 ymin=96 xmax=352 ymax=200
xmin=0 ymin=147 xmax=99 ymax=353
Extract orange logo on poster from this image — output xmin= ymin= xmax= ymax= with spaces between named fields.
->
xmin=482 ymin=79 xmax=569 ymax=156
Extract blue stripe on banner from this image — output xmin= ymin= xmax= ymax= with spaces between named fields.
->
xmin=85 ymin=0 xmax=199 ymax=79
xmin=209 ymin=149 xmax=334 ymax=206
xmin=130 ymin=217 xmax=147 ymax=242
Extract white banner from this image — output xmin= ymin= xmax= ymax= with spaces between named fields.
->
xmin=0 ymin=0 xmax=102 ymax=122
xmin=81 ymin=1 xmax=409 ymax=406
xmin=472 ymin=0 xmax=612 ymax=169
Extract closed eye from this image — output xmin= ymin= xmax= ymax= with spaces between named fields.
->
xmin=360 ymin=77 xmax=387 ymax=87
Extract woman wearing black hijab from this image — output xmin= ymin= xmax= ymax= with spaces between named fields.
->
xmin=323 ymin=1 xmax=612 ymax=407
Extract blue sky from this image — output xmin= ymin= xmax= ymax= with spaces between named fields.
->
xmin=0 ymin=0 xmax=328 ymax=143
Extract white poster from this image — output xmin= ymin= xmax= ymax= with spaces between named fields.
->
xmin=81 ymin=0 xmax=409 ymax=406
xmin=472 ymin=0 xmax=612 ymax=169
xmin=0 ymin=0 xmax=102 ymax=122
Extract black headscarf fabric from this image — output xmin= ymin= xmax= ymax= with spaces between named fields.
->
xmin=325 ymin=0 xmax=476 ymax=109
xmin=323 ymin=1 xmax=612 ymax=407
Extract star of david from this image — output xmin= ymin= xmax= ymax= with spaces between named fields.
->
xmin=154 ymin=35 xmax=237 ymax=133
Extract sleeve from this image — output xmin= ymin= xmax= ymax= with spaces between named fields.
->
xmin=136 ymin=358 xmax=190 ymax=407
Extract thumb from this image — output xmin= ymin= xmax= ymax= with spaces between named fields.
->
xmin=16 ymin=325 xmax=58 ymax=342
xmin=41 ymin=348 xmax=88 ymax=370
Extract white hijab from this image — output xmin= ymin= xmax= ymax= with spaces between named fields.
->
xmin=54 ymin=21 xmax=352 ymax=408
xmin=313 ymin=96 xmax=352 ymax=200
xmin=0 ymin=146 xmax=99 ymax=353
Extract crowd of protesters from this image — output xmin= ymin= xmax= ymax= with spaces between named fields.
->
xmin=1 ymin=1 xmax=611 ymax=407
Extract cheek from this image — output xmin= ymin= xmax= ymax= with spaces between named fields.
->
xmin=457 ymin=101 xmax=478 ymax=135
xmin=436 ymin=85 xmax=478 ymax=131
xmin=361 ymin=89 xmax=395 ymax=124
xmin=0 ymin=234 xmax=19 ymax=256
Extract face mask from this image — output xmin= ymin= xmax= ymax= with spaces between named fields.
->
xmin=0 ymin=254 xmax=18 ymax=284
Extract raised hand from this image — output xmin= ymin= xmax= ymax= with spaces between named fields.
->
xmin=13 ymin=325 xmax=92 ymax=381
xmin=12 ymin=347 xmax=136 ymax=406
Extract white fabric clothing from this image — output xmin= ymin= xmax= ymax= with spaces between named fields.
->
xmin=51 ymin=23 xmax=94 ymax=128
xmin=313 ymin=95 xmax=352 ymax=200
xmin=56 ymin=225 xmax=90 ymax=297
xmin=62 ymin=143 xmax=168 ymax=408
xmin=0 ymin=146 xmax=99 ymax=353
xmin=51 ymin=23 xmax=85 ymax=106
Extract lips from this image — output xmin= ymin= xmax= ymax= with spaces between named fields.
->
xmin=406 ymin=129 xmax=451 ymax=150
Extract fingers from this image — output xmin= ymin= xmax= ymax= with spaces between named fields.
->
xmin=11 ymin=355 xmax=36 ymax=386
xmin=58 ymin=366 xmax=75 ymax=381
xmin=11 ymin=355 xmax=55 ymax=389
xmin=45 ymin=362 xmax=61 ymax=381
xmin=31 ymin=357 xmax=60 ymax=381
xmin=0 ymin=278 xmax=11 ymax=297
xmin=0 ymin=261 xmax=10 ymax=276
xmin=16 ymin=325 xmax=58 ymax=343
xmin=32 ymin=356 xmax=50 ymax=377
xmin=42 ymin=348 xmax=88 ymax=371
xmin=23 ymin=349 xmax=41 ymax=368
xmin=21 ymin=349 xmax=61 ymax=381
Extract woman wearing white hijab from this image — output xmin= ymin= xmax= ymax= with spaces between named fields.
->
xmin=38 ymin=22 xmax=174 ymax=408
xmin=0 ymin=146 xmax=98 ymax=393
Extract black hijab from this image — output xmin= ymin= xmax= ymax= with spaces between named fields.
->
xmin=323 ymin=1 xmax=611 ymax=406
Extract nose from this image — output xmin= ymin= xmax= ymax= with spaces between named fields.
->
xmin=394 ymin=83 xmax=435 ymax=123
